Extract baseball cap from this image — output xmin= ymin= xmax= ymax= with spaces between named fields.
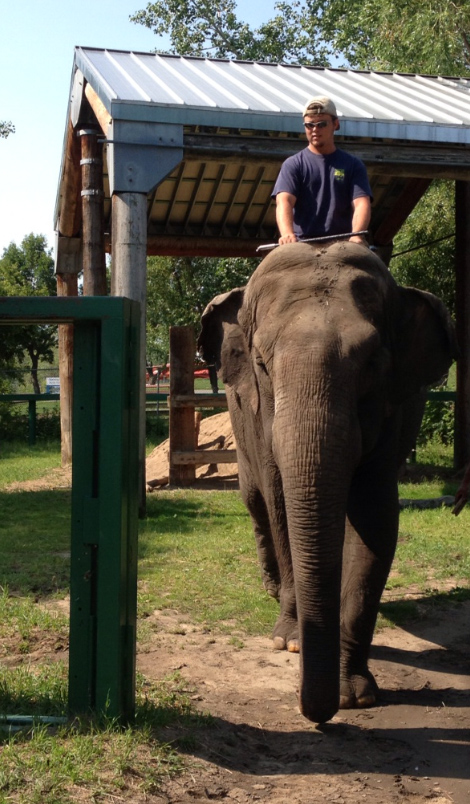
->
xmin=303 ymin=96 xmax=338 ymax=118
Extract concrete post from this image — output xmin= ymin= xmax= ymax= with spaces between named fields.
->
xmin=111 ymin=192 xmax=148 ymax=512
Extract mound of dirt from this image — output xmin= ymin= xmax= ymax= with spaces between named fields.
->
xmin=146 ymin=411 xmax=238 ymax=489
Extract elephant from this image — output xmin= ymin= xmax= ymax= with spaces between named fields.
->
xmin=198 ymin=241 xmax=457 ymax=724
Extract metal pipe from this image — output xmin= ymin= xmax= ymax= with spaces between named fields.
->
xmin=256 ymin=230 xmax=369 ymax=252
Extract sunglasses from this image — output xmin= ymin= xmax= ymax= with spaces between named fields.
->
xmin=304 ymin=120 xmax=329 ymax=130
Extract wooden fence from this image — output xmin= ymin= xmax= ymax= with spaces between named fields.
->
xmin=168 ymin=326 xmax=236 ymax=484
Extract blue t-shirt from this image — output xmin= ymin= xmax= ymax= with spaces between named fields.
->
xmin=272 ymin=148 xmax=372 ymax=239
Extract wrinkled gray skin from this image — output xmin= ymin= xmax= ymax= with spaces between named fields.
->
xmin=198 ymin=242 xmax=457 ymax=724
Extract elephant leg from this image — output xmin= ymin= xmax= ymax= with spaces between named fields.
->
xmin=264 ymin=474 xmax=299 ymax=653
xmin=238 ymin=454 xmax=280 ymax=599
xmin=239 ymin=454 xmax=298 ymax=651
xmin=340 ymin=444 xmax=399 ymax=709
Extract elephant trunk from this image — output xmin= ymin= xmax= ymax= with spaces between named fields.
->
xmin=273 ymin=377 xmax=358 ymax=723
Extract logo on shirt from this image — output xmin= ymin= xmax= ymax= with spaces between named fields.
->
xmin=334 ymin=168 xmax=345 ymax=181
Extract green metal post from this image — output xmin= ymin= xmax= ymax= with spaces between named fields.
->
xmin=68 ymin=301 xmax=140 ymax=721
xmin=28 ymin=399 xmax=37 ymax=446
xmin=68 ymin=320 xmax=101 ymax=714
xmin=0 ymin=296 xmax=140 ymax=724
xmin=94 ymin=305 xmax=139 ymax=720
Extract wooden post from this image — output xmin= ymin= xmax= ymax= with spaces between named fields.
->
xmin=56 ymin=273 xmax=78 ymax=466
xmin=79 ymin=129 xmax=107 ymax=296
xmin=455 ymin=181 xmax=470 ymax=469
xmin=111 ymin=192 xmax=148 ymax=511
xmin=169 ymin=326 xmax=196 ymax=485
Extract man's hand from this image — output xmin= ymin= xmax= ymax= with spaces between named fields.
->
xmin=279 ymin=233 xmax=298 ymax=245
xmin=349 ymin=234 xmax=367 ymax=245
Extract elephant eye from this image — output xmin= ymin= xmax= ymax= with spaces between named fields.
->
xmin=254 ymin=352 xmax=268 ymax=374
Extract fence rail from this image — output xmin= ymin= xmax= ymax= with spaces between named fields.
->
xmin=0 ymin=388 xmax=457 ymax=454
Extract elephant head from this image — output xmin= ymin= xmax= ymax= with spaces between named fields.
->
xmin=198 ymin=241 xmax=457 ymax=723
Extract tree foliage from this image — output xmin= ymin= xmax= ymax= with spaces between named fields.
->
xmin=146 ymin=256 xmax=256 ymax=363
xmin=0 ymin=234 xmax=57 ymax=394
xmin=390 ymin=182 xmax=456 ymax=316
xmin=131 ymin=0 xmax=330 ymax=64
xmin=132 ymin=0 xmax=470 ymax=75
xmin=317 ymin=0 xmax=470 ymax=75
xmin=0 ymin=121 xmax=15 ymax=139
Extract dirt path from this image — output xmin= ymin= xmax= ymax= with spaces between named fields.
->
xmin=142 ymin=413 xmax=470 ymax=802
xmin=138 ymin=603 xmax=470 ymax=804
xmin=6 ymin=420 xmax=470 ymax=802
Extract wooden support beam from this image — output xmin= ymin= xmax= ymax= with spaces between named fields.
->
xmin=169 ymin=326 xmax=196 ymax=485
xmin=84 ymin=83 xmax=112 ymax=136
xmin=183 ymin=134 xmax=470 ymax=180
xmin=367 ymin=163 xmax=470 ymax=181
xmin=56 ymin=273 xmax=78 ymax=466
xmin=172 ymin=450 xmax=237 ymax=466
xmin=454 ymin=180 xmax=470 ymax=469
xmin=137 ymin=235 xmax=268 ymax=258
xmin=79 ymin=129 xmax=107 ymax=296
xmin=57 ymin=120 xmax=82 ymax=238
xmin=172 ymin=393 xmax=228 ymax=408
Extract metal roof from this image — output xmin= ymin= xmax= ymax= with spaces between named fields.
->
xmin=56 ymin=48 xmax=470 ymax=258
xmin=75 ymin=47 xmax=470 ymax=143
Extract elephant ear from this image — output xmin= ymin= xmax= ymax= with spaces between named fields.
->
xmin=198 ymin=288 xmax=260 ymax=414
xmin=391 ymin=287 xmax=459 ymax=404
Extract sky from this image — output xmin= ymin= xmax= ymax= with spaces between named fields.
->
xmin=0 ymin=0 xmax=277 ymax=257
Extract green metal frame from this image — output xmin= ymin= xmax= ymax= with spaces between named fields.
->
xmin=0 ymin=296 xmax=140 ymax=722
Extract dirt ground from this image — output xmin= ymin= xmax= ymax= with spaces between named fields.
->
xmin=146 ymin=414 xmax=470 ymax=803
xmin=8 ymin=415 xmax=470 ymax=803
xmin=137 ymin=602 xmax=470 ymax=804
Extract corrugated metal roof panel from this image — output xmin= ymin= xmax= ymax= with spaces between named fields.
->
xmin=75 ymin=47 xmax=470 ymax=144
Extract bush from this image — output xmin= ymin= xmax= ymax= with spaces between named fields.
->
xmin=0 ymin=404 xmax=61 ymax=442
xmin=145 ymin=414 xmax=169 ymax=446
xmin=417 ymin=399 xmax=454 ymax=446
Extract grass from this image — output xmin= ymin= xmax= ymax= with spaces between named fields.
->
xmin=0 ymin=441 xmax=62 ymax=487
xmin=0 ymin=438 xmax=470 ymax=799
xmin=139 ymin=490 xmax=278 ymax=634
xmin=0 ymin=665 xmax=204 ymax=804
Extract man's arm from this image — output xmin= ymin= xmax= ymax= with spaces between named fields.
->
xmin=275 ymin=192 xmax=298 ymax=244
xmin=349 ymin=195 xmax=371 ymax=244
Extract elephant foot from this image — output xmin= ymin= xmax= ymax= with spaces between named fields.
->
xmin=339 ymin=670 xmax=378 ymax=709
xmin=272 ymin=617 xmax=299 ymax=653
xmin=263 ymin=575 xmax=280 ymax=601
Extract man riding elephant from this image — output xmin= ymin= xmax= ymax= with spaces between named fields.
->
xmin=273 ymin=95 xmax=372 ymax=247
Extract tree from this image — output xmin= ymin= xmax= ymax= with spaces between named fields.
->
xmin=0 ymin=121 xmax=15 ymax=139
xmin=131 ymin=0 xmax=330 ymax=64
xmin=390 ymin=181 xmax=456 ymax=315
xmin=146 ymin=255 xmax=256 ymax=364
xmin=316 ymin=0 xmax=470 ymax=75
xmin=0 ymin=234 xmax=57 ymax=394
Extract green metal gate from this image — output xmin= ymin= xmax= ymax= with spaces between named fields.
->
xmin=0 ymin=296 xmax=140 ymax=722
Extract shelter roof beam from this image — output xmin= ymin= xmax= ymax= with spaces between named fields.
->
xmin=107 ymin=119 xmax=184 ymax=195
